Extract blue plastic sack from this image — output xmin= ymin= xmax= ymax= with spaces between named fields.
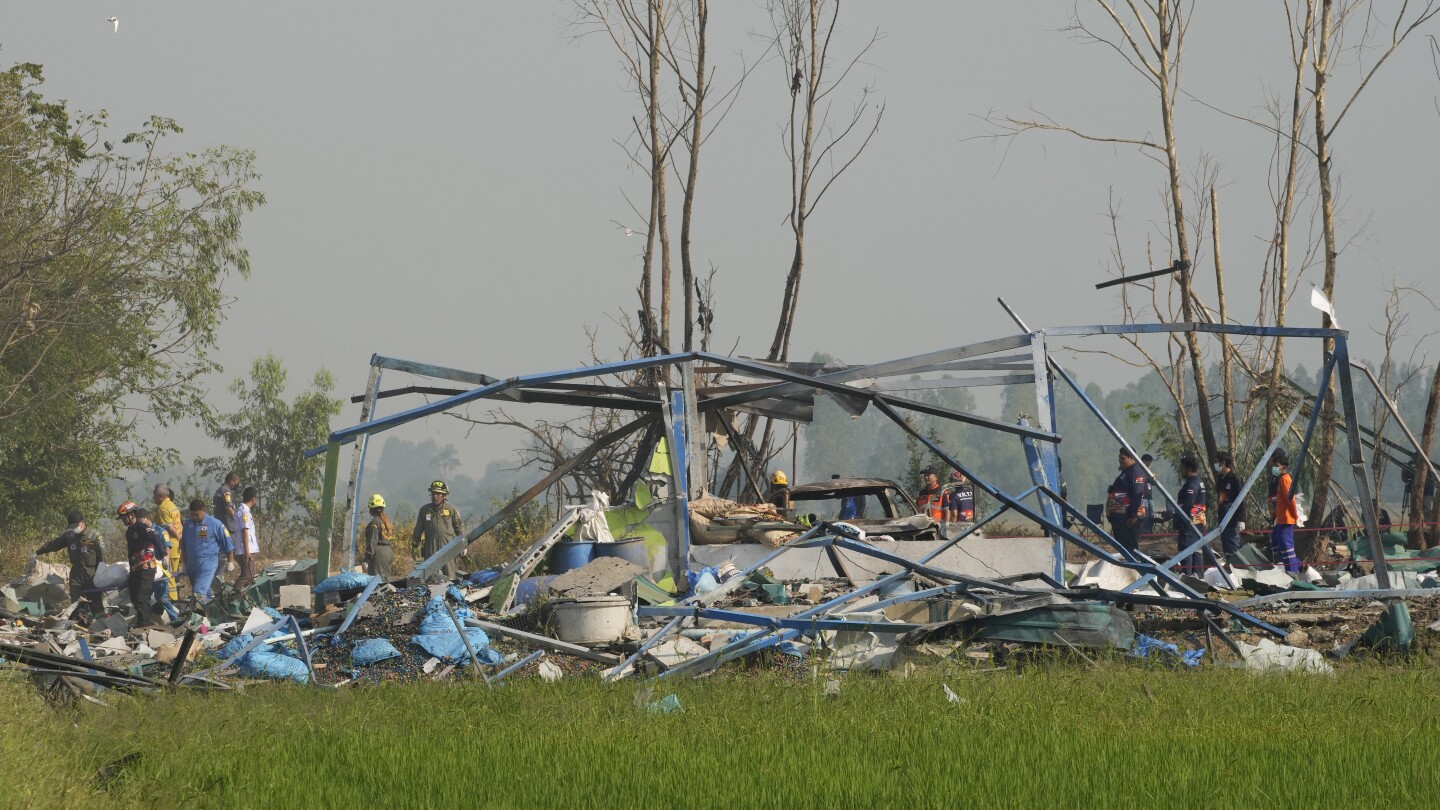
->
xmin=1129 ymin=633 xmax=1204 ymax=668
xmin=686 ymin=567 xmax=720 ymax=592
xmin=411 ymin=597 xmax=503 ymax=665
xmin=468 ymin=569 xmax=501 ymax=586
xmin=217 ymin=633 xmax=255 ymax=661
xmin=313 ymin=571 xmax=376 ymax=594
xmin=352 ymin=638 xmax=402 ymax=666
xmin=239 ymin=649 xmax=310 ymax=683
xmin=417 ymin=597 xmax=472 ymax=635
xmin=645 ymin=694 xmax=682 ymax=714
xmin=411 ymin=628 xmax=504 ymax=665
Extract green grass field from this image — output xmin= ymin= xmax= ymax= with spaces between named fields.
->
xmin=4 ymin=663 xmax=1439 ymax=809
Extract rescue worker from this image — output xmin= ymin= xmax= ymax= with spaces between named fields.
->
xmin=1173 ymin=457 xmax=1207 ymax=575
xmin=1268 ymin=450 xmax=1302 ymax=574
xmin=364 ymin=494 xmax=396 ymax=581
xmin=181 ymin=499 xmax=233 ymax=602
xmin=946 ymin=470 xmax=976 ymax=523
xmin=119 ymin=501 xmax=162 ymax=627
xmin=213 ymin=471 xmax=241 ymax=540
xmin=412 ymin=481 xmax=463 ymax=581
xmin=1139 ymin=453 xmax=1157 ymax=536
xmin=152 ymin=484 xmax=184 ymax=575
xmin=915 ymin=466 xmax=946 ymax=521
xmin=833 ymin=474 xmax=863 ymax=520
xmin=1106 ymin=447 xmax=1148 ymax=553
xmin=766 ymin=470 xmax=792 ymax=511
xmin=138 ymin=509 xmax=181 ymax=624
xmin=1212 ymin=451 xmax=1245 ymax=555
xmin=33 ymin=510 xmax=106 ymax=618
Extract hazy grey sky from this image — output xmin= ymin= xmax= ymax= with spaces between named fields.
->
xmin=6 ymin=2 xmax=1438 ymax=477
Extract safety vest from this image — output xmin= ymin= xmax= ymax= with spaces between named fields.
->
xmin=916 ymin=487 xmax=946 ymax=521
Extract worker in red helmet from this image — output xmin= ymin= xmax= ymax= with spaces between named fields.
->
xmin=118 ymin=500 xmax=163 ymax=627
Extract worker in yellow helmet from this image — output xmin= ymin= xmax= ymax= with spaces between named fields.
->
xmin=412 ymin=480 xmax=463 ymax=581
xmin=364 ymin=494 xmax=395 ymax=581
xmin=766 ymin=470 xmax=792 ymax=511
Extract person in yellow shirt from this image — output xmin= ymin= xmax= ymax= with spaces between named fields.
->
xmin=152 ymin=484 xmax=185 ymax=577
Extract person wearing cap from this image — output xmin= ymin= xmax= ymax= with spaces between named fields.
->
xmin=152 ymin=484 xmax=185 ymax=576
xmin=119 ymin=501 xmax=163 ymax=627
xmin=915 ymin=467 xmax=946 ymax=521
xmin=364 ymin=494 xmax=396 ymax=581
xmin=1212 ymin=451 xmax=1245 ymax=555
xmin=180 ymin=499 xmax=234 ymax=602
xmin=766 ymin=470 xmax=791 ymax=511
xmin=945 ymin=470 xmax=976 ymax=523
xmin=413 ymin=480 xmax=463 ymax=580
xmin=1268 ymin=450 xmax=1302 ymax=574
xmin=1106 ymin=447 xmax=1149 ymax=553
xmin=33 ymin=510 xmax=106 ymax=618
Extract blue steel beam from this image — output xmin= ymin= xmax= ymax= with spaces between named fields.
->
xmin=637 ymin=605 xmax=923 ymax=634
xmin=695 ymin=337 xmax=1034 ymax=413
xmin=1043 ymin=324 xmax=1345 ymax=339
xmin=371 ymin=355 xmax=499 ymax=386
xmin=696 ymin=352 xmax=1059 ymax=442
xmin=1292 ymin=356 xmax=1338 ymax=488
xmin=828 ymin=537 xmax=1026 ymax=594
xmin=312 ymin=352 xmax=696 ymax=454
xmin=1334 ymin=338 xmax=1392 ymax=589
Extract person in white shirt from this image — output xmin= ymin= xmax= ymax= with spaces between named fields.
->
xmin=234 ymin=486 xmax=261 ymax=589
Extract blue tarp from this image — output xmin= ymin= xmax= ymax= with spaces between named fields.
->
xmin=352 ymin=638 xmax=402 ymax=666
xmin=314 ymin=571 xmax=377 ymax=593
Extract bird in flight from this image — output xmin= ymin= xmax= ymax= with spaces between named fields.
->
xmin=610 ymin=220 xmax=645 ymax=237
xmin=107 ymin=17 xmax=119 ymax=33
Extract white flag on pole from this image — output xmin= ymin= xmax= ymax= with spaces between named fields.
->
xmin=1309 ymin=285 xmax=1339 ymax=328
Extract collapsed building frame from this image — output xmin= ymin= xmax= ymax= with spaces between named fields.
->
xmin=306 ymin=313 xmax=1438 ymax=669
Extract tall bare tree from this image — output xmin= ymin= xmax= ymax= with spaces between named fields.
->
xmin=765 ymin=0 xmax=885 ymax=363
xmin=1305 ymin=0 xmax=1438 ymax=535
xmin=986 ymin=1 xmax=1220 ymax=468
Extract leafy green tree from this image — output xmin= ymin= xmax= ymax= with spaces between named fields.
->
xmin=199 ymin=354 xmax=340 ymax=533
xmin=0 ymin=58 xmax=263 ymax=534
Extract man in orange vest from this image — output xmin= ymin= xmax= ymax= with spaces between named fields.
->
xmin=915 ymin=466 xmax=946 ymax=521
xmin=1268 ymin=449 xmax=1301 ymax=574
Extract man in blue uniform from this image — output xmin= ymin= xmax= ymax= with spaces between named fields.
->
xmin=33 ymin=510 xmax=106 ymax=618
xmin=181 ymin=499 xmax=234 ymax=603
xmin=1212 ymin=451 xmax=1245 ymax=555
xmin=1106 ymin=447 xmax=1148 ymax=553
xmin=1174 ymin=457 xmax=1208 ymax=575
xmin=946 ymin=471 xmax=976 ymax=522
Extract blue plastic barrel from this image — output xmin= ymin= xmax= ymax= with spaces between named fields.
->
xmin=594 ymin=537 xmax=650 ymax=569
xmin=514 ymin=575 xmax=557 ymax=607
xmin=549 ymin=541 xmax=597 ymax=575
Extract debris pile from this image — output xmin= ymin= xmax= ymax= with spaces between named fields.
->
xmin=8 ymin=514 xmax=1440 ymax=703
